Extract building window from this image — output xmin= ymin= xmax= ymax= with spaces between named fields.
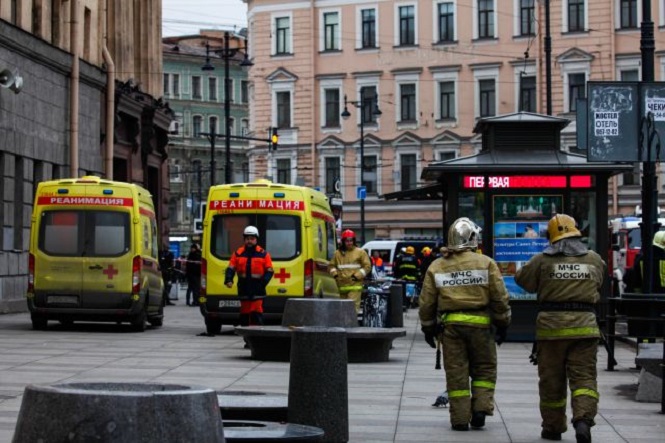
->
xmin=241 ymin=119 xmax=249 ymax=136
xmin=83 ymin=7 xmax=91 ymax=59
xmin=208 ymin=77 xmax=217 ymax=101
xmin=192 ymin=76 xmax=202 ymax=99
xmin=400 ymin=154 xmax=417 ymax=191
xmin=438 ymin=2 xmax=455 ymax=43
xmin=399 ymin=5 xmax=415 ymax=46
xmin=363 ymin=155 xmax=378 ymax=195
xmin=479 ymin=79 xmax=496 ymax=117
xmin=520 ymin=0 xmax=535 ymax=36
xmin=519 ymin=76 xmax=537 ymax=112
xmin=400 ymin=83 xmax=416 ymax=122
xmin=621 ymin=69 xmax=639 ymax=81
xmin=623 ymin=164 xmax=640 ymax=185
xmin=568 ymin=0 xmax=585 ymax=32
xmin=361 ymin=8 xmax=376 ymax=48
xmin=170 ymin=161 xmax=182 ymax=183
xmin=275 ymin=16 xmax=291 ymax=54
xmin=276 ymin=158 xmax=291 ymax=184
xmin=324 ymin=12 xmax=339 ymax=51
xmin=172 ymin=74 xmax=180 ymax=97
xmin=193 ymin=116 xmax=202 ymax=137
xmin=228 ymin=117 xmax=235 ymax=136
xmin=276 ymin=91 xmax=291 ymax=128
xmin=324 ymin=88 xmax=340 ymax=128
xmin=439 ymin=151 xmax=456 ymax=161
xmin=568 ymin=73 xmax=586 ymax=112
xmin=163 ymin=74 xmax=170 ymax=96
xmin=241 ymin=80 xmax=249 ymax=103
xmin=620 ymin=0 xmax=637 ymax=28
xmin=478 ymin=0 xmax=494 ymax=39
xmin=325 ymin=157 xmax=340 ymax=194
xmin=209 ymin=116 xmax=218 ymax=134
xmin=439 ymin=81 xmax=455 ymax=119
xmin=360 ymin=86 xmax=379 ymax=124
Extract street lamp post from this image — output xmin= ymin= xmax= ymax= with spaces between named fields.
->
xmin=202 ymin=32 xmax=252 ymax=185
xmin=341 ymin=94 xmax=381 ymax=245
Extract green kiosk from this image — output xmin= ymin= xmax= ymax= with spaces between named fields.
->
xmin=418 ymin=112 xmax=631 ymax=341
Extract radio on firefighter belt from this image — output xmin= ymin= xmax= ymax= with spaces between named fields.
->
xmin=434 ymin=323 xmax=444 ymax=370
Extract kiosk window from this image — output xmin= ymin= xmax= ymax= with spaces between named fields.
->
xmin=571 ymin=192 xmax=596 ymax=250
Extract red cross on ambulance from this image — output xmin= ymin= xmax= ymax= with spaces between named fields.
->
xmin=274 ymin=268 xmax=291 ymax=284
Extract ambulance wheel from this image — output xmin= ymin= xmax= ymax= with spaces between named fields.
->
xmin=206 ymin=319 xmax=222 ymax=335
xmin=131 ymin=307 xmax=147 ymax=332
xmin=148 ymin=315 xmax=163 ymax=327
xmin=31 ymin=315 xmax=48 ymax=330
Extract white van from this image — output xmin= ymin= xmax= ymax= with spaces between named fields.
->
xmin=362 ymin=239 xmax=439 ymax=276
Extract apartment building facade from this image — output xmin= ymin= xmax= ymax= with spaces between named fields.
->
xmin=243 ymin=0 xmax=665 ymax=239
xmin=0 ymin=1 xmax=169 ymax=313
xmin=163 ymin=31 xmax=250 ymax=245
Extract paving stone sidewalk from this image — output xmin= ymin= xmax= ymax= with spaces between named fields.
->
xmin=0 ymin=297 xmax=663 ymax=442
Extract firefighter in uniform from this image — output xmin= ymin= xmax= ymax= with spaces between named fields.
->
xmin=225 ymin=226 xmax=274 ymax=326
xmin=515 ymin=214 xmax=605 ymax=443
xmin=419 ymin=217 xmax=511 ymax=431
xmin=330 ymin=229 xmax=372 ymax=312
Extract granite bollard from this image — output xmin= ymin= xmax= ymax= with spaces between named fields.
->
xmin=288 ymin=327 xmax=348 ymax=443
xmin=12 ymin=382 xmax=225 ymax=443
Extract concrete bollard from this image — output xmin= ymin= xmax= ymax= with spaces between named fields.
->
xmin=389 ymin=284 xmax=404 ymax=327
xmin=288 ymin=327 xmax=348 ymax=443
xmin=13 ymin=382 xmax=225 ymax=443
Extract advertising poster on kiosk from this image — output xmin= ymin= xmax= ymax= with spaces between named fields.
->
xmin=493 ymin=195 xmax=563 ymax=300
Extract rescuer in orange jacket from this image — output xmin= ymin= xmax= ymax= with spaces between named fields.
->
xmin=225 ymin=226 xmax=274 ymax=326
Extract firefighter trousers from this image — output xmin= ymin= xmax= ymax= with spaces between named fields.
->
xmin=340 ymin=290 xmax=362 ymax=312
xmin=442 ymin=325 xmax=497 ymax=426
xmin=537 ymin=338 xmax=599 ymax=434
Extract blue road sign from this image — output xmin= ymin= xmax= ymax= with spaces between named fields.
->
xmin=357 ymin=186 xmax=367 ymax=200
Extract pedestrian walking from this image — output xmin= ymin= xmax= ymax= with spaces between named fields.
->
xmin=515 ymin=213 xmax=605 ymax=443
xmin=159 ymin=245 xmax=175 ymax=306
xmin=419 ymin=217 xmax=511 ymax=431
xmin=329 ymin=229 xmax=372 ymax=312
xmin=224 ymin=226 xmax=274 ymax=326
xmin=185 ymin=243 xmax=202 ymax=307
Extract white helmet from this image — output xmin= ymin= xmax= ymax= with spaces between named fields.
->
xmin=447 ymin=217 xmax=481 ymax=252
xmin=243 ymin=225 xmax=259 ymax=238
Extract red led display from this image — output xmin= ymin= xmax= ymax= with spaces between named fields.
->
xmin=463 ymin=175 xmax=592 ymax=189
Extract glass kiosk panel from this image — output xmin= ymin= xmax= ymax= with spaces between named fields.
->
xmin=492 ymin=195 xmax=564 ymax=300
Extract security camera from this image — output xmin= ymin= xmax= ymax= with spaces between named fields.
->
xmin=0 ymin=69 xmax=23 ymax=94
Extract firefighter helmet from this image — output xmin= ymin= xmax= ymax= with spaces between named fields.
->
xmin=447 ymin=217 xmax=481 ymax=252
xmin=243 ymin=225 xmax=260 ymax=238
xmin=405 ymin=246 xmax=415 ymax=255
xmin=547 ymin=214 xmax=581 ymax=243
xmin=422 ymin=246 xmax=432 ymax=256
xmin=653 ymin=231 xmax=665 ymax=250
xmin=341 ymin=229 xmax=356 ymax=240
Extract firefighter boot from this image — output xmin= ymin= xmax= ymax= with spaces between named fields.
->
xmin=574 ymin=420 xmax=591 ymax=443
xmin=470 ymin=411 xmax=486 ymax=429
xmin=541 ymin=430 xmax=562 ymax=441
xmin=451 ymin=424 xmax=469 ymax=431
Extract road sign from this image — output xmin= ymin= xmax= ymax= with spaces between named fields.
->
xmin=357 ymin=186 xmax=366 ymax=200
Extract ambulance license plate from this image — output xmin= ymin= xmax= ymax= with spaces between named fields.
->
xmin=219 ymin=300 xmax=240 ymax=308
xmin=47 ymin=295 xmax=78 ymax=304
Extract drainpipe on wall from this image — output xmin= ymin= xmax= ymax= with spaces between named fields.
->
xmin=102 ymin=46 xmax=115 ymax=180
xmin=310 ymin=0 xmax=316 ymax=186
xmin=69 ymin=0 xmax=80 ymax=177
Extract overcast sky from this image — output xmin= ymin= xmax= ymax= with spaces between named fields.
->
xmin=162 ymin=0 xmax=248 ymax=37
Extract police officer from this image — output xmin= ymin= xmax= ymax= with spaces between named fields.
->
xmin=330 ymin=229 xmax=372 ymax=312
xmin=419 ymin=217 xmax=511 ymax=431
xmin=225 ymin=226 xmax=274 ymax=326
xmin=515 ymin=214 xmax=605 ymax=443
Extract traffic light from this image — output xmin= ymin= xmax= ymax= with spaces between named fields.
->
xmin=270 ymin=127 xmax=279 ymax=151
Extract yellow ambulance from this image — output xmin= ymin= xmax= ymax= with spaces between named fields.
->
xmin=27 ymin=176 xmax=164 ymax=331
xmin=200 ymin=179 xmax=339 ymax=334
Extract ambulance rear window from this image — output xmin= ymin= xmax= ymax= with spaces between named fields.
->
xmin=210 ymin=214 xmax=301 ymax=260
xmin=39 ymin=210 xmax=130 ymax=257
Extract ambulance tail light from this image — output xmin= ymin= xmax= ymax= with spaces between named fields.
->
xmin=304 ymin=259 xmax=313 ymax=297
xmin=28 ymin=253 xmax=35 ymax=294
xmin=132 ymin=256 xmax=141 ymax=295
xmin=201 ymin=258 xmax=207 ymax=297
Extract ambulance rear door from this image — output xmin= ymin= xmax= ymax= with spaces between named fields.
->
xmin=79 ymin=185 xmax=134 ymax=301
xmin=35 ymin=190 xmax=85 ymax=304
